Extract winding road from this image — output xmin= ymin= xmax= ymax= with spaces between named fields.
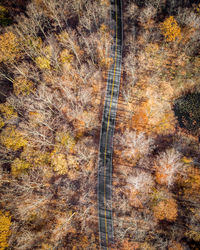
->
xmin=98 ymin=0 xmax=123 ymax=249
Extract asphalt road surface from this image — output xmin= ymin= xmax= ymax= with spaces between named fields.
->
xmin=98 ymin=0 xmax=123 ymax=249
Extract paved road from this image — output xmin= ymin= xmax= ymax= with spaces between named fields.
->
xmin=98 ymin=0 xmax=123 ymax=249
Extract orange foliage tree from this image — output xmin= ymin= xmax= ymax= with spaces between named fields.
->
xmin=153 ymin=198 xmax=177 ymax=221
xmin=120 ymin=239 xmax=139 ymax=250
xmin=181 ymin=166 xmax=200 ymax=203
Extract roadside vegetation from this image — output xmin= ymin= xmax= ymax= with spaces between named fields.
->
xmin=113 ymin=0 xmax=200 ymax=249
xmin=0 ymin=0 xmax=200 ymax=249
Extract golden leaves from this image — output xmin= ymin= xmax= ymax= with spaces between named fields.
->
xmin=0 ymin=117 xmax=4 ymax=129
xmin=185 ymin=230 xmax=200 ymax=242
xmin=160 ymin=16 xmax=181 ymax=42
xmin=0 ymin=103 xmax=18 ymax=121
xmin=55 ymin=131 xmax=76 ymax=152
xmin=100 ymin=24 xmax=109 ymax=35
xmin=0 ymin=126 xmax=27 ymax=151
xmin=20 ymin=147 xmax=50 ymax=168
xmin=182 ymin=156 xmax=193 ymax=164
xmin=50 ymin=151 xmax=79 ymax=178
xmin=51 ymin=153 xmax=68 ymax=175
xmin=57 ymin=31 xmax=69 ymax=43
xmin=35 ymin=56 xmax=51 ymax=70
xmin=0 ymin=32 xmax=21 ymax=63
xmin=11 ymin=158 xmax=30 ymax=176
xmin=35 ymin=45 xmax=52 ymax=70
xmin=13 ymin=77 xmax=35 ymax=96
xmin=0 ymin=210 xmax=11 ymax=250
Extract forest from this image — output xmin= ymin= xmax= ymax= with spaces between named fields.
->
xmin=0 ymin=0 xmax=200 ymax=249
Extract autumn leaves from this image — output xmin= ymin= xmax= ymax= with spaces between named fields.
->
xmin=160 ymin=16 xmax=181 ymax=42
xmin=0 ymin=0 xmax=113 ymax=248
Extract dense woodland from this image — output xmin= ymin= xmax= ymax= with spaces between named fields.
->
xmin=0 ymin=0 xmax=200 ymax=249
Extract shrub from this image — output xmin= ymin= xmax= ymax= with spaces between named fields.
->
xmin=0 ymin=210 xmax=11 ymax=250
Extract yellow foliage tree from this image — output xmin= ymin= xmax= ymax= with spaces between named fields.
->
xmin=120 ymin=239 xmax=140 ymax=250
xmin=185 ymin=230 xmax=200 ymax=242
xmin=35 ymin=45 xmax=52 ymax=70
xmin=21 ymin=147 xmax=50 ymax=167
xmin=182 ymin=167 xmax=200 ymax=202
xmin=0 ymin=103 xmax=18 ymax=121
xmin=50 ymin=151 xmax=67 ymax=174
xmin=13 ymin=77 xmax=35 ymax=96
xmin=51 ymin=150 xmax=79 ymax=179
xmin=55 ymin=131 xmax=76 ymax=153
xmin=153 ymin=198 xmax=177 ymax=221
xmin=0 ymin=32 xmax=21 ymax=63
xmin=0 ymin=126 xmax=27 ymax=150
xmin=182 ymin=156 xmax=193 ymax=164
xmin=25 ymin=36 xmax=42 ymax=52
xmin=0 ymin=210 xmax=11 ymax=250
xmin=168 ymin=242 xmax=183 ymax=250
xmin=0 ymin=117 xmax=4 ymax=129
xmin=11 ymin=158 xmax=31 ymax=176
xmin=160 ymin=16 xmax=181 ymax=42
xmin=35 ymin=56 xmax=51 ymax=70
xmin=57 ymin=31 xmax=82 ymax=64
xmin=59 ymin=49 xmax=73 ymax=64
